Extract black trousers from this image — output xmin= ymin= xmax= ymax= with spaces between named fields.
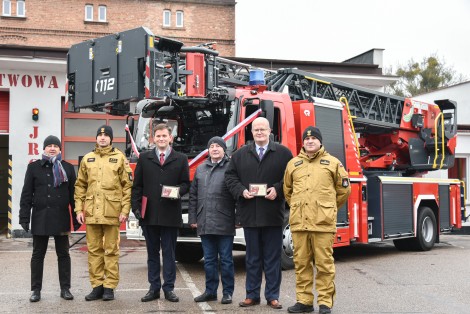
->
xmin=142 ymin=225 xmax=177 ymax=292
xmin=31 ymin=235 xmax=71 ymax=291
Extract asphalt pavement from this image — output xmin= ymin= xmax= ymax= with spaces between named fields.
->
xmin=0 ymin=234 xmax=469 ymax=313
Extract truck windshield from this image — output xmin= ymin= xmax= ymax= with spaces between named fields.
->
xmin=134 ymin=100 xmax=237 ymax=158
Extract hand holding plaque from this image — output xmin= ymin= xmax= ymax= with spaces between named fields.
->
xmin=249 ymin=184 xmax=267 ymax=197
xmin=161 ymin=185 xmax=180 ymax=199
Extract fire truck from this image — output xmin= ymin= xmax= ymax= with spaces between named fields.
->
xmin=66 ymin=27 xmax=464 ymax=270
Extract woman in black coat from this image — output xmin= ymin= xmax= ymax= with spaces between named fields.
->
xmin=19 ymin=135 xmax=79 ymax=302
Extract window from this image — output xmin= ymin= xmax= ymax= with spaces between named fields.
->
xmin=163 ymin=9 xmax=171 ymax=27
xmin=176 ymin=10 xmax=184 ymax=27
xmin=98 ymin=5 xmax=106 ymax=22
xmin=2 ymin=0 xmax=11 ymax=16
xmin=85 ymin=4 xmax=93 ymax=21
xmin=16 ymin=0 xmax=24 ymax=17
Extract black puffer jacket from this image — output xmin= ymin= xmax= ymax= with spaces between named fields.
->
xmin=188 ymin=156 xmax=236 ymax=236
xmin=19 ymin=159 xmax=77 ymax=235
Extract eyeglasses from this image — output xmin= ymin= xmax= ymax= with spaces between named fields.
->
xmin=252 ymin=128 xmax=269 ymax=133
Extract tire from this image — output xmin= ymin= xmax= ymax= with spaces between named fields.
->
xmin=175 ymin=243 xmax=204 ymax=263
xmin=393 ymin=206 xmax=437 ymax=251
xmin=413 ymin=206 xmax=437 ymax=251
xmin=281 ymin=213 xmax=295 ymax=270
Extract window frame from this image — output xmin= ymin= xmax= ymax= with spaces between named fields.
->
xmin=98 ymin=5 xmax=106 ymax=22
xmin=16 ymin=0 xmax=25 ymax=17
xmin=176 ymin=10 xmax=184 ymax=27
xmin=84 ymin=4 xmax=93 ymax=21
xmin=2 ymin=0 xmax=11 ymax=16
xmin=163 ymin=9 xmax=171 ymax=27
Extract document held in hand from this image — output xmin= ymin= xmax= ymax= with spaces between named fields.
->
xmin=141 ymin=196 xmax=148 ymax=219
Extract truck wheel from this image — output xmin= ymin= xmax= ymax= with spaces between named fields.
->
xmin=281 ymin=214 xmax=295 ymax=270
xmin=413 ymin=206 xmax=437 ymax=251
xmin=175 ymin=243 xmax=204 ymax=263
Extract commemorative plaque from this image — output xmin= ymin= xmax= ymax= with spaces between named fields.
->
xmin=249 ymin=184 xmax=268 ymax=197
xmin=161 ymin=185 xmax=180 ymax=199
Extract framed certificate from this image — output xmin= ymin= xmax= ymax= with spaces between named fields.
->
xmin=161 ymin=185 xmax=180 ymax=199
xmin=249 ymin=184 xmax=268 ymax=197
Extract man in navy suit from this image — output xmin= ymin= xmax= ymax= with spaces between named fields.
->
xmin=132 ymin=123 xmax=190 ymax=303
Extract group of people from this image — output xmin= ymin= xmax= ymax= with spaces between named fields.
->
xmin=19 ymin=118 xmax=350 ymax=314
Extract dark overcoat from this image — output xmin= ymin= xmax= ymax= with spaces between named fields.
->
xmin=225 ymin=141 xmax=293 ymax=227
xmin=19 ymin=159 xmax=77 ymax=235
xmin=188 ymin=156 xmax=236 ymax=236
xmin=131 ymin=149 xmax=190 ymax=227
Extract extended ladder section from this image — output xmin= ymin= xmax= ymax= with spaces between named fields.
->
xmin=265 ymin=68 xmax=457 ymax=172
xmin=266 ymin=68 xmax=405 ymax=134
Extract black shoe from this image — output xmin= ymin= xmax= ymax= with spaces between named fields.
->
xmin=85 ymin=285 xmax=104 ymax=301
xmin=287 ymin=302 xmax=314 ymax=313
xmin=164 ymin=290 xmax=179 ymax=302
xmin=141 ymin=289 xmax=160 ymax=302
xmin=319 ymin=305 xmax=332 ymax=314
xmin=102 ymin=288 xmax=114 ymax=301
xmin=30 ymin=290 xmax=41 ymax=302
xmin=60 ymin=289 xmax=74 ymax=300
xmin=194 ymin=292 xmax=217 ymax=302
xmin=221 ymin=294 xmax=232 ymax=304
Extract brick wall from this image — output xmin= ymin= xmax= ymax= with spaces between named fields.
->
xmin=0 ymin=0 xmax=235 ymax=56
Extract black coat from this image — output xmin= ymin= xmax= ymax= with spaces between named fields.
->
xmin=19 ymin=159 xmax=77 ymax=235
xmin=132 ymin=149 xmax=190 ymax=227
xmin=188 ymin=156 xmax=236 ymax=236
xmin=225 ymin=141 xmax=293 ymax=227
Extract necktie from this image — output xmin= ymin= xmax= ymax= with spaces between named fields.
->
xmin=160 ymin=153 xmax=165 ymax=165
xmin=259 ymin=147 xmax=264 ymax=160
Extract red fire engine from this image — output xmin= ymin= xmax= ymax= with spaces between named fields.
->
xmin=66 ymin=27 xmax=464 ymax=269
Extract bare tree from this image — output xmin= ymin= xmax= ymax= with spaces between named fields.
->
xmin=386 ymin=54 xmax=466 ymax=97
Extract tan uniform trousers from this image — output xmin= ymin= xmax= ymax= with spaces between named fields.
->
xmin=292 ymin=231 xmax=336 ymax=308
xmin=86 ymin=224 xmax=120 ymax=289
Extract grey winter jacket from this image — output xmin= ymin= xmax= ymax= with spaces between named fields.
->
xmin=188 ymin=156 xmax=236 ymax=236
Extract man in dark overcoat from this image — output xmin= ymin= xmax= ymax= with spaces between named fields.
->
xmin=131 ymin=123 xmax=190 ymax=303
xmin=19 ymin=135 xmax=80 ymax=302
xmin=225 ymin=117 xmax=293 ymax=309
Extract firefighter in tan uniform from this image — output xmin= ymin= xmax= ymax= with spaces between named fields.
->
xmin=283 ymin=126 xmax=351 ymax=314
xmin=75 ymin=125 xmax=132 ymax=301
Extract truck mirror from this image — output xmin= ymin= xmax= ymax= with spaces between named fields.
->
xmin=260 ymin=99 xmax=274 ymax=128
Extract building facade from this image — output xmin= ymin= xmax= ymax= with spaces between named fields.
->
xmin=0 ymin=0 xmax=236 ymax=55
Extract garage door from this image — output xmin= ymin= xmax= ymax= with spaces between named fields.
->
xmin=0 ymin=92 xmax=9 ymax=134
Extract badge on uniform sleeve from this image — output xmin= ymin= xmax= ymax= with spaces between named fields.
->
xmin=87 ymin=158 xmax=95 ymax=162
xmin=128 ymin=172 xmax=133 ymax=181
xmin=342 ymin=178 xmax=350 ymax=187
xmin=109 ymin=158 xmax=118 ymax=163
xmin=320 ymin=159 xmax=330 ymax=165
xmin=294 ymin=160 xmax=303 ymax=167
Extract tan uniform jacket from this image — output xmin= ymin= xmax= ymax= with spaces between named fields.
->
xmin=74 ymin=145 xmax=133 ymax=225
xmin=283 ymin=147 xmax=351 ymax=233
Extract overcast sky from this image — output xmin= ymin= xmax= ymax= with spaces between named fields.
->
xmin=235 ymin=0 xmax=470 ymax=78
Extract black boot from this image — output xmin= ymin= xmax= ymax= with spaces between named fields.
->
xmin=60 ymin=288 xmax=74 ymax=300
xmin=319 ymin=305 xmax=331 ymax=314
xmin=287 ymin=302 xmax=314 ymax=313
xmin=85 ymin=285 xmax=104 ymax=301
xmin=102 ymin=288 xmax=114 ymax=301
xmin=30 ymin=290 xmax=41 ymax=302
xmin=141 ymin=289 xmax=160 ymax=302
